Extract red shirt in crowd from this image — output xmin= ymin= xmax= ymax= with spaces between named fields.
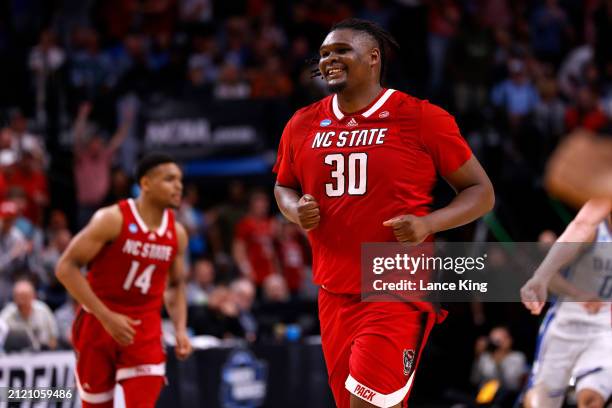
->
xmin=234 ymin=215 xmax=277 ymax=285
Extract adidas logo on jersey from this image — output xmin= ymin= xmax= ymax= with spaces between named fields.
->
xmin=347 ymin=117 xmax=358 ymax=127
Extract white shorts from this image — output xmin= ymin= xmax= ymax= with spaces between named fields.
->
xmin=529 ymin=315 xmax=612 ymax=407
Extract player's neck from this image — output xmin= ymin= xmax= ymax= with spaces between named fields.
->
xmin=336 ymin=83 xmax=383 ymax=114
xmin=134 ymin=197 xmax=165 ymax=230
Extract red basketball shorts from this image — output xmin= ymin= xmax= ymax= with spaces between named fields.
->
xmin=71 ymin=308 xmax=166 ymax=405
xmin=318 ymin=288 xmax=438 ymax=408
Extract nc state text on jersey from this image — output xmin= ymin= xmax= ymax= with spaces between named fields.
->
xmin=122 ymin=239 xmax=173 ymax=261
xmin=312 ymin=128 xmax=388 ymax=149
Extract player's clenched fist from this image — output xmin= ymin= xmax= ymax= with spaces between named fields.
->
xmin=520 ymin=277 xmax=548 ymax=315
xmin=383 ymin=215 xmax=432 ymax=244
xmin=297 ymin=194 xmax=320 ymax=231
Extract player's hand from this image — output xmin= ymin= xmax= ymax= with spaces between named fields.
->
xmin=296 ymin=194 xmax=320 ymax=231
xmin=99 ymin=311 xmax=141 ymax=346
xmin=382 ymin=215 xmax=432 ymax=244
xmin=581 ymin=298 xmax=604 ymax=314
xmin=174 ymin=329 xmax=192 ymax=360
xmin=520 ymin=277 xmax=548 ymax=315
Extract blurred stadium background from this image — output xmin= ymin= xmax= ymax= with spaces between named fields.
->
xmin=0 ymin=0 xmax=611 ymax=406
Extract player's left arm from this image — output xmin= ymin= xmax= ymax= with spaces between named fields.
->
xmin=383 ymin=156 xmax=494 ymax=243
xmin=165 ymin=222 xmax=192 ymax=360
xmin=430 ymin=156 xmax=495 ymax=233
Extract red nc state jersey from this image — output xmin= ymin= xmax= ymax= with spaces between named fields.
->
xmin=87 ymin=199 xmax=178 ymax=315
xmin=273 ymin=89 xmax=472 ymax=295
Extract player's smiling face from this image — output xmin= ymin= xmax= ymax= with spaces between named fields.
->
xmin=319 ymin=29 xmax=380 ymax=94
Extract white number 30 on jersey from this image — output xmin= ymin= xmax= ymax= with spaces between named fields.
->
xmin=324 ymin=152 xmax=368 ymax=197
xmin=123 ymin=261 xmax=156 ymax=294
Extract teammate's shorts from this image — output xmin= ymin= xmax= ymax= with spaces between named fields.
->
xmin=72 ymin=308 xmax=166 ymax=405
xmin=528 ymin=316 xmax=612 ymax=407
xmin=318 ymin=288 xmax=438 ymax=408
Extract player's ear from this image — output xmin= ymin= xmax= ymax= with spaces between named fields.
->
xmin=370 ymin=48 xmax=381 ymax=69
xmin=140 ymin=175 xmax=150 ymax=192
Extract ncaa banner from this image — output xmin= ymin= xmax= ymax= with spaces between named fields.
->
xmin=0 ymin=351 xmax=78 ymax=407
xmin=141 ymin=99 xmax=269 ymax=159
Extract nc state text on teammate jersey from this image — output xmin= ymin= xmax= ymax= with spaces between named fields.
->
xmin=122 ymin=239 xmax=173 ymax=261
xmin=312 ymin=128 xmax=388 ymax=148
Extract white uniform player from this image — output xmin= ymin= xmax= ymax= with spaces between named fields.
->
xmin=527 ymin=220 xmax=612 ymax=407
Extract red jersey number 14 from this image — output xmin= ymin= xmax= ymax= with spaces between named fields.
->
xmin=123 ymin=261 xmax=156 ymax=294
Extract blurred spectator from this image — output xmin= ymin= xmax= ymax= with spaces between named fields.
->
xmin=213 ymin=62 xmax=251 ymax=99
xmin=0 ymin=279 xmax=58 ymax=351
xmin=564 ymin=85 xmax=608 ymax=132
xmin=479 ymin=0 xmax=512 ymax=31
xmin=250 ymin=55 xmax=293 ymax=98
xmin=188 ymin=286 xmax=243 ymax=338
xmin=28 ymin=29 xmax=66 ymax=125
xmin=255 ymin=274 xmax=317 ymax=342
xmin=68 ymin=27 xmax=113 ymax=100
xmin=53 ymin=296 xmax=78 ymax=349
xmin=452 ymin=12 xmax=494 ymax=115
xmin=45 ymin=209 xmax=69 ymax=239
xmin=210 ymin=180 xmax=247 ymax=270
xmin=0 ymin=201 xmax=32 ymax=304
xmin=4 ymin=150 xmax=48 ymax=226
xmin=233 ymin=190 xmax=279 ymax=287
xmin=261 ymin=274 xmax=289 ymax=303
xmin=491 ymin=59 xmax=539 ymax=126
xmin=357 ymin=0 xmax=392 ymax=30
xmin=104 ymin=168 xmax=132 ymax=205
xmin=533 ymin=78 xmax=566 ymax=155
xmin=177 ymin=184 xmax=210 ymax=258
xmin=557 ymin=44 xmax=594 ymax=100
xmin=471 ymin=326 xmax=527 ymax=404
xmin=179 ymin=0 xmax=213 ymax=24
xmin=223 ymin=17 xmax=251 ymax=68
xmin=529 ymin=0 xmax=572 ymax=64
xmin=277 ymin=222 xmax=306 ymax=297
xmin=186 ymin=258 xmax=216 ymax=306
xmin=72 ymin=102 xmax=132 ymax=227
xmin=230 ymin=278 xmax=257 ymax=342
xmin=39 ymin=228 xmax=72 ymax=309
xmin=427 ymin=0 xmax=461 ymax=95
xmin=4 ymin=109 xmax=46 ymax=163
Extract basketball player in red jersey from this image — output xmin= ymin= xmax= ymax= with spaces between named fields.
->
xmin=274 ymin=19 xmax=494 ymax=408
xmin=56 ymin=153 xmax=192 ymax=407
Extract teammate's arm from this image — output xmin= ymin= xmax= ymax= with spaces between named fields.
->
xmin=274 ymin=184 xmax=320 ymax=231
xmin=383 ymin=156 xmax=494 ymax=243
xmin=520 ymin=198 xmax=612 ymax=314
xmin=164 ymin=222 xmax=192 ymax=360
xmin=55 ymin=206 xmax=141 ymax=346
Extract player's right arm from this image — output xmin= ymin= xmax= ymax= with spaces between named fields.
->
xmin=273 ymin=113 xmax=321 ymax=231
xmin=55 ymin=206 xmax=141 ymax=346
xmin=274 ymin=185 xmax=320 ymax=231
xmin=521 ymin=198 xmax=612 ymax=314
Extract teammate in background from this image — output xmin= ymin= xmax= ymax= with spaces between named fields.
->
xmin=520 ymin=198 xmax=612 ymax=408
xmin=56 ymin=153 xmax=192 ymax=408
xmin=274 ymin=19 xmax=494 ymax=408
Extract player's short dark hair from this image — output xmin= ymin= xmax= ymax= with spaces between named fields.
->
xmin=135 ymin=153 xmax=177 ymax=185
xmin=328 ymin=18 xmax=400 ymax=85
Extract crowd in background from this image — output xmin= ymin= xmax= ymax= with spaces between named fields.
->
xmin=0 ymin=0 xmax=611 ymax=404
